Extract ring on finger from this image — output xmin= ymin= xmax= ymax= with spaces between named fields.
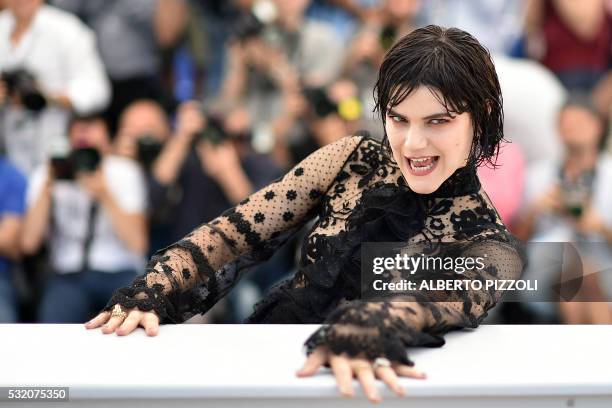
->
xmin=373 ymin=357 xmax=392 ymax=370
xmin=110 ymin=304 xmax=128 ymax=321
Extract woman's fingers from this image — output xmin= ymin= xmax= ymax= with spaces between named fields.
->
xmin=84 ymin=307 xmax=160 ymax=336
xmin=142 ymin=312 xmax=160 ymax=336
xmin=84 ymin=312 xmax=110 ymax=329
xmin=296 ymin=346 xmax=327 ymax=377
xmin=100 ymin=314 xmax=126 ymax=334
xmin=352 ymin=360 xmax=381 ymax=403
xmin=295 ymin=351 xmax=424 ymax=401
xmin=394 ymin=364 xmax=427 ymax=379
xmin=375 ymin=365 xmax=405 ymax=397
xmin=329 ymin=354 xmax=354 ymax=397
xmin=115 ymin=311 xmax=142 ymax=336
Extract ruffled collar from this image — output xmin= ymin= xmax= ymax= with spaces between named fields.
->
xmin=348 ymin=163 xmax=481 ymax=239
xmin=398 ymin=162 xmax=481 ymax=199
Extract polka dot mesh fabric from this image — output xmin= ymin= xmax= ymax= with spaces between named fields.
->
xmin=102 ymin=133 xmax=525 ymax=365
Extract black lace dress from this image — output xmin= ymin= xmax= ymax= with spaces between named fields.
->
xmin=102 ymin=134 xmax=526 ymax=366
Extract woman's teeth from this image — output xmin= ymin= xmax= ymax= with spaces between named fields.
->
xmin=408 ymin=156 xmax=438 ymax=172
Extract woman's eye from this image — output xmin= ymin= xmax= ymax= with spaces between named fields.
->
xmin=429 ymin=118 xmax=449 ymax=125
xmin=389 ymin=115 xmax=404 ymax=123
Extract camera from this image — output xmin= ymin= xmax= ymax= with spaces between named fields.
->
xmin=303 ymin=87 xmax=362 ymax=121
xmin=560 ymin=171 xmax=594 ymax=218
xmin=1 ymin=69 xmax=47 ymax=112
xmin=197 ymin=115 xmax=227 ymax=145
xmin=379 ymin=25 xmax=397 ymax=51
xmin=136 ymin=135 xmax=164 ymax=170
xmin=231 ymin=0 xmax=278 ymax=41
xmin=303 ymin=87 xmax=337 ymax=118
xmin=50 ymin=147 xmax=101 ymax=181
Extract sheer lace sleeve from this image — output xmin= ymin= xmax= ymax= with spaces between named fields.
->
xmin=101 ymin=134 xmax=366 ymax=323
xmin=302 ymin=236 xmax=526 ymax=366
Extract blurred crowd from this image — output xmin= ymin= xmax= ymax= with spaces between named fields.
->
xmin=1 ymin=0 xmax=611 ymax=325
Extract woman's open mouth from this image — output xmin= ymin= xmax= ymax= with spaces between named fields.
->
xmin=405 ymin=156 xmax=439 ymax=176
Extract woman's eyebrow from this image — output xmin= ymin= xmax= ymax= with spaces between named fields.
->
xmin=422 ymin=112 xmax=452 ymax=120
xmin=387 ymin=109 xmax=407 ymax=120
xmin=388 ymin=109 xmax=452 ymax=120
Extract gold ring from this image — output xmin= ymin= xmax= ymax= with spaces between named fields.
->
xmin=110 ymin=304 xmax=128 ymax=320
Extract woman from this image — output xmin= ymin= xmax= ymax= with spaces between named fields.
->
xmin=85 ymin=25 xmax=525 ymax=402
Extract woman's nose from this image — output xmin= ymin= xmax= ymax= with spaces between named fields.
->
xmin=403 ymin=128 xmax=428 ymax=151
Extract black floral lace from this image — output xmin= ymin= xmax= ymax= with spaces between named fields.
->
xmin=101 ymin=133 xmax=525 ymax=366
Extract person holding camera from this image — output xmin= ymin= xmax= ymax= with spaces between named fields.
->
xmin=115 ymin=100 xmax=283 ymax=247
xmin=50 ymin=0 xmax=189 ymax=134
xmin=220 ymin=0 xmax=344 ymax=129
xmin=114 ymin=100 xmax=291 ymax=321
xmin=0 ymin=0 xmax=110 ymax=176
xmin=20 ymin=113 xmax=148 ymax=323
xmin=514 ymin=99 xmax=612 ymax=324
xmin=270 ymin=77 xmax=371 ymax=169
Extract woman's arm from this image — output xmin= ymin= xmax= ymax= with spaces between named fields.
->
xmin=21 ymin=177 xmax=53 ymax=256
xmin=302 ymin=236 xmax=526 ymax=365
xmin=99 ymin=134 xmax=367 ymax=324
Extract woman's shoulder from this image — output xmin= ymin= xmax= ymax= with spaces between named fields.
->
xmin=310 ymin=132 xmax=403 ymax=209
xmin=333 ymin=132 xmax=400 ymax=188
xmin=328 ymin=132 xmax=396 ymax=171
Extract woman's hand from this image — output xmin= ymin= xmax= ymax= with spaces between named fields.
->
xmin=296 ymin=345 xmax=426 ymax=403
xmin=83 ymin=306 xmax=160 ymax=336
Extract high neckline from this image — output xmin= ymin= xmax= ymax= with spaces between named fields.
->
xmin=397 ymin=163 xmax=481 ymax=199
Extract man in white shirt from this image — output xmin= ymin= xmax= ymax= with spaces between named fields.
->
xmin=0 ymin=0 xmax=110 ymax=176
xmin=21 ymin=112 xmax=148 ymax=323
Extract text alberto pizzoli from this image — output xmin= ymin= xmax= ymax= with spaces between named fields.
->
xmin=370 ymin=254 xmax=537 ymax=292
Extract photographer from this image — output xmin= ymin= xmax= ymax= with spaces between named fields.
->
xmin=220 ymin=0 xmax=344 ymax=127
xmin=114 ymin=99 xmax=293 ymax=322
xmin=21 ymin=113 xmax=147 ymax=323
xmin=514 ymin=99 xmax=612 ymax=324
xmin=117 ymin=100 xmax=282 ymax=246
xmin=51 ymin=0 xmax=189 ymax=134
xmin=271 ymin=77 xmax=368 ymax=168
xmin=0 ymin=0 xmax=110 ymax=176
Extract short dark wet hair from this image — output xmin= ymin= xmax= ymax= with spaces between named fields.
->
xmin=374 ymin=25 xmax=504 ymax=168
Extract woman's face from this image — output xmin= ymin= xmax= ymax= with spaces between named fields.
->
xmin=385 ymin=86 xmax=474 ymax=194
